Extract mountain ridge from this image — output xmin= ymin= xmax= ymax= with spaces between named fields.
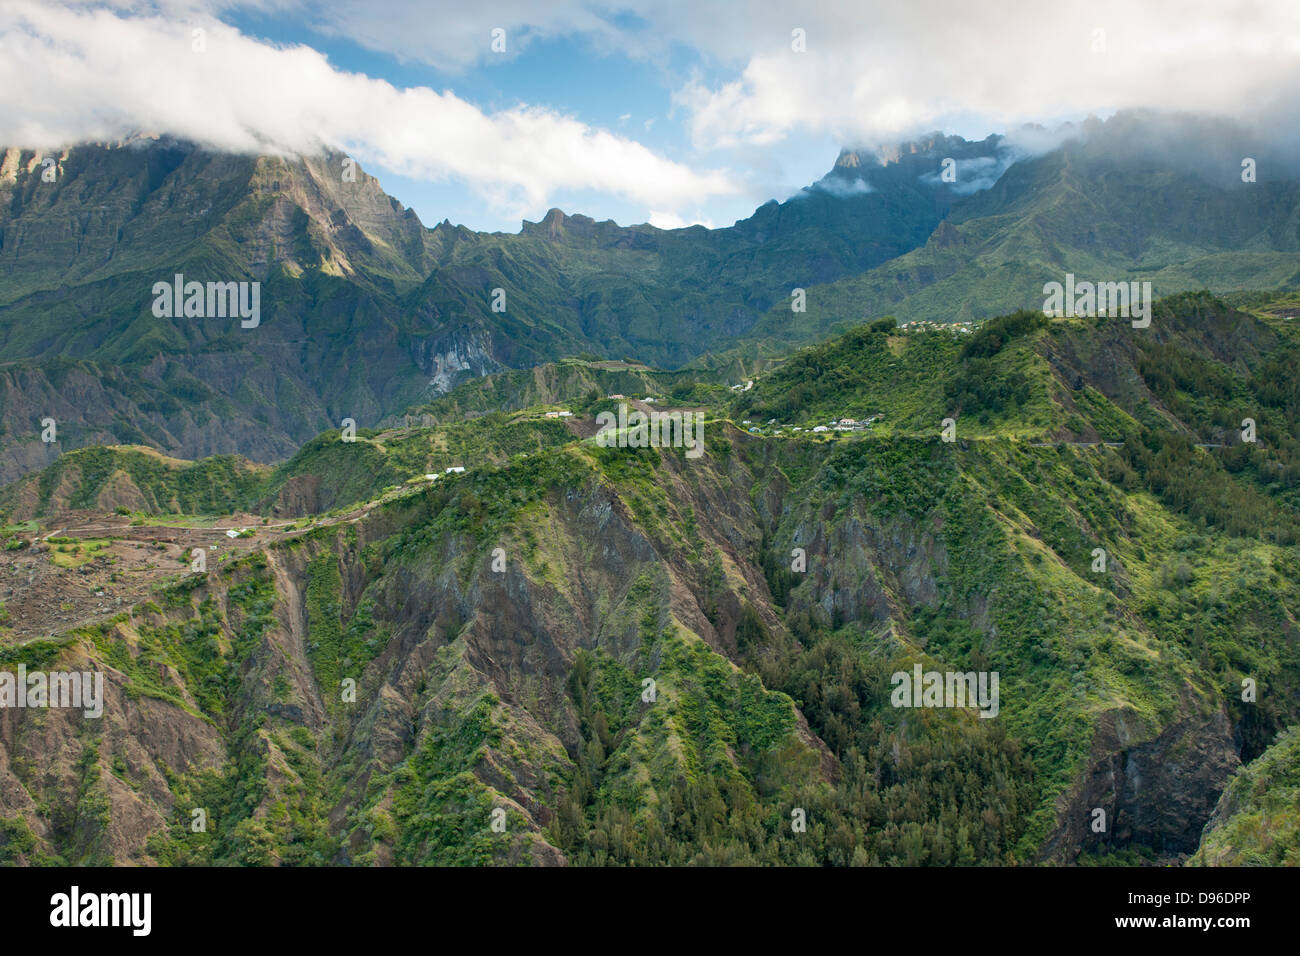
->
xmin=0 ymin=111 xmax=1296 ymax=487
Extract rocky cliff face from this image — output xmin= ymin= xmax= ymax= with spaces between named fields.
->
xmin=0 ymin=139 xmax=448 ymax=484
xmin=0 ymin=140 xmax=433 ymax=301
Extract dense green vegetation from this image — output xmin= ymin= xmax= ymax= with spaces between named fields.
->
xmin=732 ymin=114 xmax=1300 ymax=357
xmin=3 ymin=289 xmax=1299 ymax=867
xmin=0 ymin=445 xmax=269 ymax=520
xmin=735 ymin=309 xmax=1054 ymax=434
xmin=398 ymin=357 xmax=736 ymax=426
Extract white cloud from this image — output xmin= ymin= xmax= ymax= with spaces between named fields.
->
xmin=670 ymin=0 xmax=1300 ymax=150
xmin=647 ymin=210 xmax=714 ymax=229
xmin=809 ymin=177 xmax=872 ymax=198
xmin=0 ymin=2 xmax=739 ymax=216
xmin=917 ymin=154 xmax=1014 ymax=195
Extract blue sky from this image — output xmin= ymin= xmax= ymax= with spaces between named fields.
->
xmin=3 ymin=1 xmax=1297 ymax=234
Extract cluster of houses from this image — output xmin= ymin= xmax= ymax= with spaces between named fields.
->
xmin=812 ymin=415 xmax=880 ymax=432
xmin=741 ymin=414 xmax=881 ymax=436
xmin=896 ymin=320 xmax=974 ymax=334
xmin=728 ymin=380 xmax=754 ymax=392
xmin=423 ymin=466 xmax=466 ymax=481
xmin=543 ymin=410 xmax=574 ymax=418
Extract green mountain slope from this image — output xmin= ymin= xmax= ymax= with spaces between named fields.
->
xmin=3 ymin=113 xmax=1295 ymax=487
xmin=734 ymin=114 xmax=1300 ymax=354
xmin=2 ymin=292 xmax=1298 ymax=865
xmin=0 ymin=132 xmax=978 ymax=483
xmin=0 ymin=444 xmax=269 ymax=519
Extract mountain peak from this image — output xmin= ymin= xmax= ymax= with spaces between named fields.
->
xmin=834 ymin=148 xmax=864 ymax=169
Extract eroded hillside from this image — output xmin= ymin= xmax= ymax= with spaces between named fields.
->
xmin=2 ymin=293 xmax=1298 ymax=866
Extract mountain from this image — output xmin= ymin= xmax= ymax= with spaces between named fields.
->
xmin=735 ymin=112 xmax=1300 ymax=352
xmin=0 ymin=112 xmax=1296 ymax=481
xmin=0 ymin=131 xmax=1000 ymax=484
xmin=2 ymin=291 xmax=1298 ymax=865
xmin=0 ymin=137 xmax=448 ymax=484
xmin=377 ymin=134 xmax=993 ymax=376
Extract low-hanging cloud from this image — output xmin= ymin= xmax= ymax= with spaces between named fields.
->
xmin=916 ymin=154 xmax=1010 ymax=195
xmin=809 ymin=176 xmax=874 ymax=198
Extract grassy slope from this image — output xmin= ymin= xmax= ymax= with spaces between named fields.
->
xmin=1190 ymin=726 xmax=1300 ymax=866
